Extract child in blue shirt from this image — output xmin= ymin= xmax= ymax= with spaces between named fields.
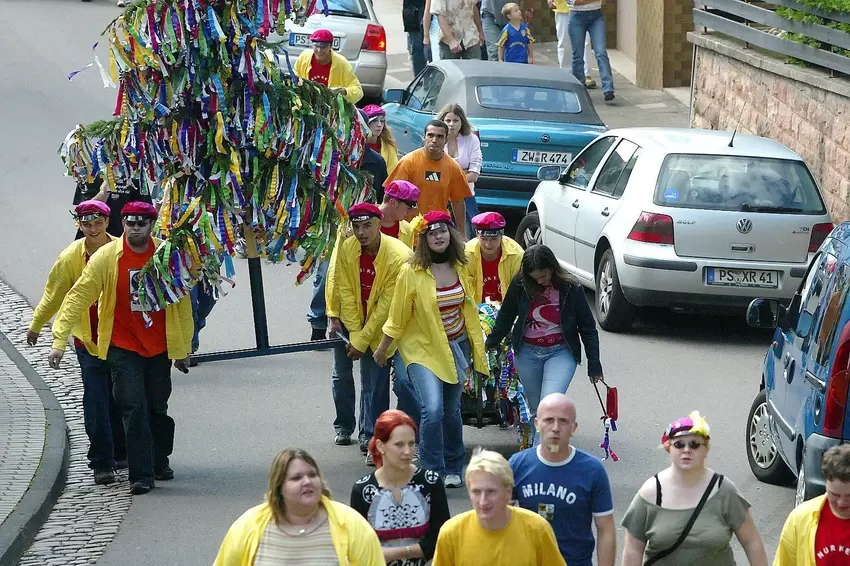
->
xmin=497 ymin=2 xmax=535 ymax=64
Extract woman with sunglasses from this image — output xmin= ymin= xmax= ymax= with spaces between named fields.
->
xmin=363 ymin=104 xmax=399 ymax=176
xmin=437 ymin=103 xmax=482 ymax=239
xmin=621 ymin=412 xmax=768 ymax=566
xmin=374 ymin=211 xmax=488 ymax=489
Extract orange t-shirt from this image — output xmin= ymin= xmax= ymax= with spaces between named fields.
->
xmin=385 ymin=148 xmax=472 ymax=216
xmin=110 ymin=238 xmax=167 ymax=358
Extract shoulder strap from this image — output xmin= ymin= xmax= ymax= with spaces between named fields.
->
xmin=644 ymin=473 xmax=720 ymax=566
xmin=655 ymin=474 xmax=662 ymax=506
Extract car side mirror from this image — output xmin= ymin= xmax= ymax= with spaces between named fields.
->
xmin=537 ymin=165 xmax=561 ymax=181
xmin=383 ymin=89 xmax=405 ymax=104
xmin=747 ymin=298 xmax=784 ymax=329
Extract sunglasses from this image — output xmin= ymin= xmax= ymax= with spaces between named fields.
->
xmin=124 ymin=220 xmax=151 ymax=228
xmin=401 ymin=199 xmax=418 ymax=209
xmin=672 ymin=440 xmax=706 ymax=450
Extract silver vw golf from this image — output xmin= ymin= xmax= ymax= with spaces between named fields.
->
xmin=520 ymin=128 xmax=834 ymax=331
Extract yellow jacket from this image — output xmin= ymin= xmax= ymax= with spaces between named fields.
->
xmin=213 ymin=497 xmax=386 ymax=566
xmin=773 ymin=495 xmax=826 ymax=566
xmin=397 ymin=220 xmax=415 ymax=248
xmin=294 ymin=50 xmax=363 ymax=104
xmin=334 ymin=234 xmax=412 ymax=354
xmin=51 ymin=237 xmax=193 ymax=361
xmin=383 ymin=262 xmax=488 ymax=383
xmin=464 ymin=236 xmax=524 ymax=305
xmin=381 ymin=141 xmax=399 ymax=176
xmin=30 ymin=235 xmax=116 ymax=356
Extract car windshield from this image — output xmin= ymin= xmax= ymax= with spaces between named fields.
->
xmin=323 ymin=0 xmax=367 ymax=17
xmin=475 ymin=85 xmax=581 ymax=114
xmin=654 ymin=154 xmax=826 ymax=214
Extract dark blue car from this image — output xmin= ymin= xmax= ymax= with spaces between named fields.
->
xmin=746 ymin=221 xmax=848 ymax=505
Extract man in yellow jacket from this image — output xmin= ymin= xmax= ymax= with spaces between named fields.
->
xmin=379 ymin=180 xmax=420 ymax=248
xmin=28 ymin=200 xmax=124 ymax=486
xmin=294 ymin=29 xmax=363 ymax=104
xmin=464 ymin=211 xmax=523 ymax=304
xmin=326 ymin=203 xmax=412 ymax=462
xmin=48 ymin=201 xmax=193 ymax=496
xmin=774 ymin=444 xmax=850 ymax=565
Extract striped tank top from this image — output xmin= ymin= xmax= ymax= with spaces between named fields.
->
xmin=253 ymin=518 xmax=338 ymax=565
xmin=437 ymin=281 xmax=466 ymax=341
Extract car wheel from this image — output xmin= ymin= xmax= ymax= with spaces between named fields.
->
xmin=595 ymin=249 xmax=634 ymax=332
xmin=746 ymin=389 xmax=794 ymax=485
xmin=795 ymin=445 xmax=816 ymax=506
xmin=516 ymin=211 xmax=541 ymax=249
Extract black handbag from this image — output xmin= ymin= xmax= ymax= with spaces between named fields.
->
xmin=644 ymin=473 xmax=722 ymax=566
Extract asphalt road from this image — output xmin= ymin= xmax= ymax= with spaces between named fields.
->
xmin=0 ymin=1 xmax=795 ymax=564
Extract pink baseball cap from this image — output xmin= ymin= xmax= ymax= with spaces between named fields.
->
xmin=362 ymin=104 xmax=386 ymax=121
xmin=385 ymin=180 xmax=420 ymax=204
xmin=73 ymin=200 xmax=111 ymax=221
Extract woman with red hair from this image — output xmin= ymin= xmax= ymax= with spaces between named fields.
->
xmin=350 ymin=410 xmax=450 ymax=566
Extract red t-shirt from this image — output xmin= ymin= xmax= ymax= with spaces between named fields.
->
xmin=522 ymin=286 xmax=564 ymax=347
xmin=309 ymin=56 xmax=331 ymax=86
xmin=368 ymin=140 xmax=382 ymax=153
xmin=111 ymin=238 xmax=167 ymax=357
xmin=815 ymin=500 xmax=850 ymax=565
xmin=359 ymin=252 xmax=377 ymax=317
xmin=481 ymin=253 xmax=502 ymax=303
xmin=380 ymin=222 xmax=400 ymax=240
xmin=74 ymin=251 xmax=99 ymax=350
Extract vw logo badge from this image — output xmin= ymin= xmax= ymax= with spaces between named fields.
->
xmin=541 ymin=134 xmax=550 ymax=143
xmin=737 ymin=218 xmax=753 ymax=234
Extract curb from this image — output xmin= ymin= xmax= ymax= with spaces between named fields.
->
xmin=0 ymin=332 xmax=69 ymax=566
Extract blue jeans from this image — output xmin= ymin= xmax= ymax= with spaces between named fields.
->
xmin=513 ymin=343 xmax=578 ymax=445
xmin=332 ymin=329 xmax=391 ymax=444
xmin=429 ymin=16 xmax=441 ymax=62
xmin=408 ymin=335 xmax=469 ymax=476
xmin=393 ymin=351 xmax=421 ymax=431
xmin=77 ymin=348 xmax=124 ymax=470
xmin=464 ymin=196 xmax=479 ymax=239
xmin=407 ymin=30 xmax=428 ymax=76
xmin=190 ymin=284 xmax=216 ymax=353
xmin=307 ymin=259 xmax=330 ymax=331
xmin=480 ymin=11 xmax=502 ymax=61
xmin=568 ymin=9 xmax=614 ymax=95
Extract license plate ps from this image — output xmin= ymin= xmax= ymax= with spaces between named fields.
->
xmin=511 ymin=149 xmax=572 ymax=165
xmin=290 ymin=33 xmax=341 ymax=50
xmin=706 ymin=268 xmax=778 ymax=288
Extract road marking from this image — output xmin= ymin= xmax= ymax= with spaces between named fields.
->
xmin=635 ymin=102 xmax=669 ymax=110
xmin=386 ymin=66 xmax=410 ymax=73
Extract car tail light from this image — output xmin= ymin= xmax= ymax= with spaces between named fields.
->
xmin=627 ymin=212 xmax=675 ymax=245
xmin=361 ymin=24 xmax=386 ymax=52
xmin=809 ymin=223 xmax=834 ymax=253
xmin=822 ymin=323 xmax=850 ymax=437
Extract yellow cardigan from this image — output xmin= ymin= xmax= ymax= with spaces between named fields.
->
xmin=464 ymin=236 xmax=524 ymax=305
xmin=333 ymin=235 xmax=412 ymax=354
xmin=381 ymin=141 xmax=399 ymax=176
xmin=383 ymin=262 xmax=488 ymax=383
xmin=773 ymin=495 xmax=826 ymax=566
xmin=212 ymin=497 xmax=386 ymax=566
xmin=51 ymin=237 xmax=193 ymax=361
xmin=30 ymin=235 xmax=116 ymax=356
xmin=294 ymin=50 xmax=363 ymax=104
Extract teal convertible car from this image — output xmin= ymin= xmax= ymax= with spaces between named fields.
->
xmin=382 ymin=60 xmax=607 ymax=210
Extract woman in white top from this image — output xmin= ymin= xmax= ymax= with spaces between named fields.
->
xmin=438 ymin=103 xmax=482 ymax=239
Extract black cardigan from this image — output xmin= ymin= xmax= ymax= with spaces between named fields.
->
xmin=484 ymin=276 xmax=603 ymax=377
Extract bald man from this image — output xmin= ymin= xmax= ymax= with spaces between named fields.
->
xmin=508 ymin=393 xmax=616 ymax=566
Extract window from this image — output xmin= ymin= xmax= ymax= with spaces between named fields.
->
xmin=562 ymin=136 xmax=616 ymax=189
xmin=475 ymin=85 xmax=582 ymax=114
xmin=812 ymin=261 xmax=850 ymax=366
xmin=420 ymin=71 xmax=445 ymax=112
xmin=613 ymin=148 xmax=641 ymax=198
xmin=406 ymin=68 xmax=443 ymax=112
xmin=654 ymin=154 xmax=826 ymax=214
xmin=795 ymin=253 xmax=832 ymax=339
xmin=592 ymin=140 xmax=639 ymax=198
xmin=324 ymin=0 xmax=368 ymax=17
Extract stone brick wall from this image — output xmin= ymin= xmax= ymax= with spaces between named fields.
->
xmin=689 ymin=35 xmax=850 ymax=221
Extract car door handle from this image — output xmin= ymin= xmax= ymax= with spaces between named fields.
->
xmin=601 ymin=207 xmax=610 ymax=217
xmin=805 ymin=370 xmax=826 ymax=393
xmin=783 ymin=352 xmax=792 ymax=367
xmin=572 ymin=200 xmax=580 ymax=209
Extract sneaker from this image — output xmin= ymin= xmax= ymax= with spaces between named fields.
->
xmin=116 ymin=0 xmax=127 ymax=6
xmin=365 ymin=453 xmax=375 ymax=467
xmin=334 ymin=432 xmax=352 ymax=446
xmin=604 ymin=92 xmax=615 ymax=102
xmin=585 ymin=77 xmax=597 ymax=89
xmin=311 ymin=328 xmax=327 ymax=341
xmin=115 ymin=459 xmax=128 ymax=470
xmin=130 ymin=481 xmax=153 ymax=495
xmin=359 ymin=441 xmax=369 ymax=454
xmin=444 ymin=474 xmax=463 ymax=488
xmin=155 ymin=466 xmax=175 ymax=481
xmin=93 ymin=469 xmax=116 ymax=485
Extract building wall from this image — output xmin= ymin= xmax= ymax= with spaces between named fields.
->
xmin=636 ymin=0 xmax=693 ymax=89
xmin=617 ymin=0 xmax=637 ymax=61
xmin=690 ymin=35 xmax=850 ymax=221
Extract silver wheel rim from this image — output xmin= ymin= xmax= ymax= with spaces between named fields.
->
xmin=598 ymin=259 xmax=613 ymax=317
xmin=748 ymin=402 xmax=778 ymax=469
xmin=523 ymin=224 xmax=541 ymax=247
xmin=795 ymin=455 xmax=806 ymax=506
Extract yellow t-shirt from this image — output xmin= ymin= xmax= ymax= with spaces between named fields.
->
xmin=432 ymin=507 xmax=566 ymax=566
xmin=552 ymin=0 xmax=571 ymax=14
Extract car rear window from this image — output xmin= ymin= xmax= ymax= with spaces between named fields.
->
xmin=324 ymin=0 xmax=367 ymax=17
xmin=475 ymin=85 xmax=581 ymax=114
xmin=654 ymin=154 xmax=826 ymax=214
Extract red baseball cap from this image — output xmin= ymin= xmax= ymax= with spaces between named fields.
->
xmin=423 ymin=210 xmax=453 ymax=230
xmin=310 ymin=29 xmax=334 ymax=45
xmin=471 ymin=212 xmax=506 ymax=235
xmin=120 ymin=201 xmax=157 ymax=220
xmin=73 ymin=200 xmax=111 ymax=221
xmin=384 ymin=180 xmax=420 ymax=204
xmin=348 ymin=202 xmax=383 ymax=222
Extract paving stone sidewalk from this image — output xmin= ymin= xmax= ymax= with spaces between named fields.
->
xmin=0 ymin=279 xmax=132 ymax=565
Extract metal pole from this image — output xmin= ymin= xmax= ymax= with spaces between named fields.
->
xmin=243 ymin=225 xmax=270 ymax=350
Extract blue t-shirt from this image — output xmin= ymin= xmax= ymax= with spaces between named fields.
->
xmin=509 ymin=446 xmax=613 ymax=566
xmin=497 ymin=22 xmax=534 ymax=64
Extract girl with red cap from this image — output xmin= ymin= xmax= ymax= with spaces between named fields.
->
xmin=373 ymin=211 xmax=488 ymax=489
xmin=363 ymin=105 xmax=399 ymax=176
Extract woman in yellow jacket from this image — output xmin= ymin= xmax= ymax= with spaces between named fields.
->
xmin=362 ymin=105 xmax=399 ymax=176
xmin=214 ymin=448 xmax=385 ymax=566
xmin=464 ymin=211 xmax=524 ymax=304
xmin=374 ymin=211 xmax=488 ymax=490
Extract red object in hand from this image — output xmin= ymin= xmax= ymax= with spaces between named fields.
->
xmin=606 ymin=386 xmax=619 ymax=422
